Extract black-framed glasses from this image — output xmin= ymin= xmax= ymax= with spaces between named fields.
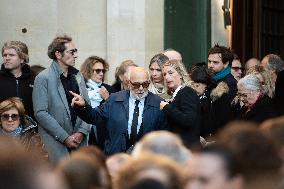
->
xmin=65 ymin=48 xmax=78 ymax=56
xmin=93 ymin=69 xmax=106 ymax=74
xmin=1 ymin=114 xmax=20 ymax=121
xmin=129 ymin=81 xmax=150 ymax=89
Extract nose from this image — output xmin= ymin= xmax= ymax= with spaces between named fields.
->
xmin=73 ymin=51 xmax=78 ymax=58
xmin=152 ymin=70 xmax=157 ymax=76
xmin=8 ymin=116 xmax=13 ymax=121
xmin=138 ymin=84 xmax=143 ymax=90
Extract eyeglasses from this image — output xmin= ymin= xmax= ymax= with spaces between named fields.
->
xmin=237 ymin=91 xmax=255 ymax=98
xmin=1 ymin=114 xmax=20 ymax=121
xmin=231 ymin=67 xmax=244 ymax=71
xmin=129 ymin=81 xmax=150 ymax=89
xmin=93 ymin=69 xmax=106 ymax=74
xmin=65 ymin=48 xmax=78 ymax=56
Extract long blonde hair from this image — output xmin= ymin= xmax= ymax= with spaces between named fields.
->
xmin=246 ymin=65 xmax=274 ymax=98
xmin=163 ymin=60 xmax=191 ymax=87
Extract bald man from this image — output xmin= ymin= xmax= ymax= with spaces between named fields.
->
xmin=163 ymin=49 xmax=182 ymax=61
xmin=245 ymin=58 xmax=260 ymax=74
xmin=71 ymin=67 xmax=168 ymax=155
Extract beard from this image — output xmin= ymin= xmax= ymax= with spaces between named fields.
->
xmin=208 ymin=68 xmax=216 ymax=76
xmin=130 ymin=90 xmax=148 ymax=100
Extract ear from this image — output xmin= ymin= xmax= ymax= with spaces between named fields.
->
xmin=55 ymin=51 xmax=62 ymax=60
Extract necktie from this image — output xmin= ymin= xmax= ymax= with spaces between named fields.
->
xmin=130 ymin=100 xmax=140 ymax=144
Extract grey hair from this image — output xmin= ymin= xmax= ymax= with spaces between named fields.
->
xmin=132 ymin=131 xmax=191 ymax=165
xmin=237 ymin=74 xmax=264 ymax=92
xmin=264 ymin=54 xmax=284 ymax=74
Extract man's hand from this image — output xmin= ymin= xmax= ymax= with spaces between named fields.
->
xmin=99 ymin=86 xmax=110 ymax=100
xmin=160 ymin=101 xmax=169 ymax=110
xmin=69 ymin=91 xmax=86 ymax=107
xmin=71 ymin=132 xmax=84 ymax=145
xmin=64 ymin=136 xmax=79 ymax=148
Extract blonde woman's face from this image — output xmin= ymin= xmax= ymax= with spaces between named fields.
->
xmin=0 ymin=107 xmax=20 ymax=133
xmin=149 ymin=62 xmax=163 ymax=84
xmin=163 ymin=66 xmax=182 ymax=91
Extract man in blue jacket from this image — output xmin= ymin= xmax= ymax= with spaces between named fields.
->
xmin=70 ymin=67 xmax=168 ymax=155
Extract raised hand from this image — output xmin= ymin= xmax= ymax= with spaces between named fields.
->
xmin=69 ymin=91 xmax=86 ymax=107
xmin=99 ymin=86 xmax=110 ymax=100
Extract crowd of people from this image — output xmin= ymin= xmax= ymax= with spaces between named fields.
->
xmin=0 ymin=33 xmax=284 ymax=189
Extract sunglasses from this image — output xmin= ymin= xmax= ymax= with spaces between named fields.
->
xmin=65 ymin=48 xmax=78 ymax=56
xmin=231 ymin=66 xmax=244 ymax=71
xmin=93 ymin=69 xmax=106 ymax=74
xmin=129 ymin=81 xmax=150 ymax=89
xmin=1 ymin=114 xmax=20 ymax=121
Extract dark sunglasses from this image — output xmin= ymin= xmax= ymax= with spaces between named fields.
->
xmin=65 ymin=48 xmax=78 ymax=56
xmin=231 ymin=66 xmax=244 ymax=71
xmin=1 ymin=114 xmax=20 ymax=121
xmin=93 ymin=69 xmax=106 ymax=74
xmin=129 ymin=81 xmax=150 ymax=89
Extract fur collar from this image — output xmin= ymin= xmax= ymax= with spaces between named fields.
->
xmin=210 ymin=82 xmax=229 ymax=102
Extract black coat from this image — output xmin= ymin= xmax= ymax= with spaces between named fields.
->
xmin=0 ymin=64 xmax=34 ymax=118
xmin=235 ymin=95 xmax=278 ymax=123
xmin=162 ymin=86 xmax=200 ymax=148
xmin=210 ymin=74 xmax=237 ymax=133
xmin=274 ymin=70 xmax=284 ymax=116
xmin=86 ymin=82 xmax=114 ymax=147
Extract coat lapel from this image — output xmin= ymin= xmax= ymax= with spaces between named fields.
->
xmin=52 ymin=62 xmax=72 ymax=119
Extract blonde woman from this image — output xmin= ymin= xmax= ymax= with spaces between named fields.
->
xmin=160 ymin=60 xmax=200 ymax=148
xmin=246 ymin=65 xmax=275 ymax=98
xmin=0 ymin=97 xmax=47 ymax=158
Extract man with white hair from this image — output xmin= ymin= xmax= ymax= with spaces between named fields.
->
xmin=70 ymin=67 xmax=168 ymax=155
xmin=261 ymin=54 xmax=284 ymax=83
xmin=261 ymin=54 xmax=284 ymax=115
xmin=132 ymin=131 xmax=191 ymax=165
xmin=163 ymin=49 xmax=182 ymax=61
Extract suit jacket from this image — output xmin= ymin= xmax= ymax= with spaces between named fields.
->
xmin=33 ymin=61 xmax=90 ymax=162
xmin=76 ymin=90 xmax=168 ymax=155
xmin=162 ymin=86 xmax=200 ymax=148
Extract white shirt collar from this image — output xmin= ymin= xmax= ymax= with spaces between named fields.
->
xmin=172 ymin=85 xmax=183 ymax=99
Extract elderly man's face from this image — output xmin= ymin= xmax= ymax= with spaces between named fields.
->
xmin=129 ymin=68 xmax=150 ymax=100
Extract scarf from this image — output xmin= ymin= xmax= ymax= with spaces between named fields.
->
xmin=86 ymin=79 xmax=103 ymax=108
xmin=0 ymin=126 xmax=22 ymax=137
xmin=212 ymin=66 xmax=231 ymax=81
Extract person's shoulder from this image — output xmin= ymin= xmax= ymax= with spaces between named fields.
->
xmin=147 ymin=91 xmax=163 ymax=101
xmin=108 ymin=90 xmax=129 ymax=102
xmin=223 ymin=73 xmax=237 ymax=85
xmin=182 ymin=86 xmax=196 ymax=93
xmin=35 ymin=68 xmax=49 ymax=79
